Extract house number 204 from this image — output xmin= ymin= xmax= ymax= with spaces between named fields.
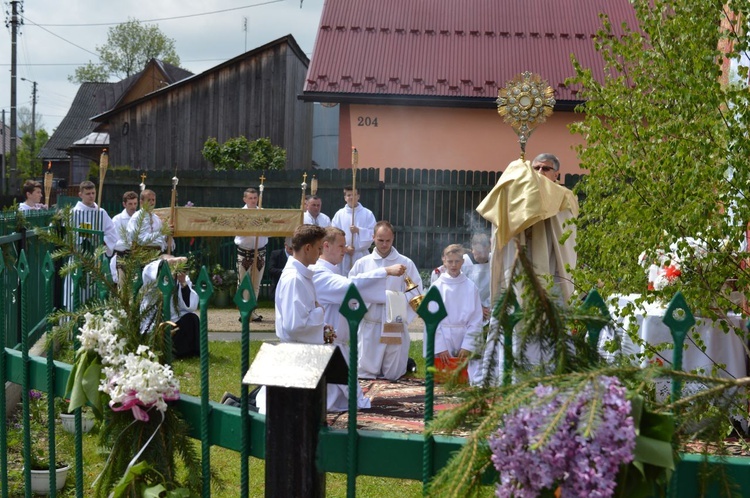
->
xmin=357 ymin=116 xmax=378 ymax=127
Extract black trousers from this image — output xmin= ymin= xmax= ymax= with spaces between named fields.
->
xmin=173 ymin=312 xmax=200 ymax=358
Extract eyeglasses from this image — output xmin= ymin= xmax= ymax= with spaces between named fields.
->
xmin=533 ymin=165 xmax=555 ymax=173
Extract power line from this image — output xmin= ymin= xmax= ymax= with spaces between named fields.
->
xmin=22 ymin=16 xmax=100 ymax=58
xmin=23 ymin=0 xmax=285 ymax=27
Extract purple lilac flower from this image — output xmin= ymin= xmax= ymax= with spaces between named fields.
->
xmin=185 ymin=201 xmax=194 ymax=207
xmin=489 ymin=377 xmax=635 ymax=498
xmin=29 ymin=389 xmax=42 ymax=400
xmin=212 ymin=274 xmax=223 ymax=287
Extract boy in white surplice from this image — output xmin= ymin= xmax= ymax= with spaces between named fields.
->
xmin=426 ymin=244 xmax=484 ymax=385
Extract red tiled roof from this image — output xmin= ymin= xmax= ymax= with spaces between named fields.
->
xmin=303 ymin=0 xmax=638 ymax=104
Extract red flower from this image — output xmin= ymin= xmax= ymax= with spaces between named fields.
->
xmin=433 ymin=268 xmax=441 ymax=275
xmin=664 ymin=265 xmax=681 ymax=281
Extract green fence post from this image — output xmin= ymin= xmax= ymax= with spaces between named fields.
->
xmin=71 ymin=265 xmax=82 ymax=313
xmin=97 ymin=253 xmax=110 ymax=302
xmin=41 ymin=253 xmax=58 ymax=497
xmin=495 ymin=289 xmax=522 ymax=387
xmin=193 ymin=267 xmax=213 ymax=498
xmin=17 ymin=251 xmax=32 ymax=497
xmin=69 ymin=263 xmax=85 ymax=497
xmin=234 ymin=273 xmax=257 ymax=498
xmin=582 ymin=289 xmax=611 ymax=364
xmin=662 ymin=291 xmax=695 ymax=403
xmin=157 ymin=260 xmax=176 ymax=364
xmin=338 ymin=284 xmax=367 ymax=498
xmin=661 ymin=291 xmax=695 ymax=498
xmin=416 ymin=286 xmax=447 ymax=495
xmin=0 ymin=251 xmax=6 ymax=498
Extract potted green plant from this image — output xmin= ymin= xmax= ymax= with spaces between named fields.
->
xmin=25 ymin=390 xmax=71 ymax=495
xmin=57 ymin=398 xmax=96 ymax=434
xmin=210 ymin=263 xmax=236 ymax=307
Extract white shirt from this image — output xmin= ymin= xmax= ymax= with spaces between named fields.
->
xmin=275 ymin=256 xmax=325 ymax=343
xmin=462 ymin=253 xmax=491 ymax=308
xmin=72 ymin=201 xmax=117 ymax=256
xmin=431 ymin=272 xmax=483 ymax=355
xmin=18 ymin=202 xmax=45 ymax=211
xmin=331 ymin=203 xmax=376 ymax=274
xmin=304 ymin=211 xmax=332 ymax=227
xmin=234 ymin=205 xmax=269 ymax=250
xmin=127 ymin=208 xmax=171 ymax=251
xmin=310 ymin=258 xmax=388 ymax=344
xmin=111 ymin=209 xmax=134 ymax=252
xmin=141 ymin=259 xmax=198 ymax=323
xmin=349 ymin=247 xmax=422 ymax=326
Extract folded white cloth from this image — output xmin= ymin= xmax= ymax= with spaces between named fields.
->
xmin=382 ymin=290 xmax=407 ymax=344
xmin=386 ymin=290 xmax=408 ymax=323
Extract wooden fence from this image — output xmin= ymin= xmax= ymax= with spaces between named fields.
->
xmin=91 ymin=168 xmax=581 ymax=272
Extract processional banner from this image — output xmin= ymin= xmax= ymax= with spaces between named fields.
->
xmin=152 ymin=207 xmax=302 ymax=237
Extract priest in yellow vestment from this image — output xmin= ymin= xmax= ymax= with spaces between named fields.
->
xmin=476 ymin=154 xmax=578 ymax=304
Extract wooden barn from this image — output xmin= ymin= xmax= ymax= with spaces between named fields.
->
xmin=91 ymin=35 xmax=313 ymax=172
xmin=40 ymin=63 xmax=193 ymax=185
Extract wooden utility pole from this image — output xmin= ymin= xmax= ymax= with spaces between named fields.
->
xmin=8 ymin=1 xmax=22 ymax=195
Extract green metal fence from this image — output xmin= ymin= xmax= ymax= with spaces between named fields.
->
xmin=1 ymin=212 xmax=750 ymax=496
xmin=0 ymin=210 xmax=58 ymax=349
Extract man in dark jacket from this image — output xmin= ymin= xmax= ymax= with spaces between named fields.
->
xmin=268 ymin=237 xmax=292 ymax=297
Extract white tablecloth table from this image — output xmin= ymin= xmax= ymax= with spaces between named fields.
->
xmin=604 ymin=294 xmax=747 ymax=401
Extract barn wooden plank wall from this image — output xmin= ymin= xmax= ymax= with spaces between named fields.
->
xmin=98 ymin=168 xmax=580 ymax=270
xmin=104 ymin=38 xmax=313 ymax=174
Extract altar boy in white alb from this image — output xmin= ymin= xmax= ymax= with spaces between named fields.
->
xmin=256 ymin=225 xmax=327 ymax=414
xmin=331 ymin=186 xmax=376 ymax=276
xmin=65 ymin=181 xmax=117 ymax=310
xmin=427 ymin=244 xmax=484 ymax=385
xmin=311 ymin=226 xmax=407 ymax=410
xmin=349 ymin=221 xmax=422 ymax=380
xmin=110 ymin=191 xmax=139 ymax=283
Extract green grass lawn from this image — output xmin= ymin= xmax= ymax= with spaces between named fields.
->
xmin=174 ymin=340 xmax=430 ymax=497
xmin=8 ymin=340 xmax=449 ymax=497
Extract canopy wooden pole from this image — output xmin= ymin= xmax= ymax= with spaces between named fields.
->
xmin=250 ymin=173 xmax=267 ymax=297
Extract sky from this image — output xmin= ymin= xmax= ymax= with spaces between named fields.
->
xmin=0 ymin=0 xmax=325 ymax=133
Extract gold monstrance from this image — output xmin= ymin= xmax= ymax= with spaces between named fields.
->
xmin=496 ymin=72 xmax=556 ymax=161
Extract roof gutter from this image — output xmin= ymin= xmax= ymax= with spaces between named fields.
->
xmin=299 ymin=92 xmax=582 ymax=111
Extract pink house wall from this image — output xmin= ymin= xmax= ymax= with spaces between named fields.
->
xmin=337 ymin=103 xmax=586 ymax=177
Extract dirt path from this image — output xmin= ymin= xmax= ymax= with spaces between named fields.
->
xmin=207 ymin=306 xmax=425 ymax=334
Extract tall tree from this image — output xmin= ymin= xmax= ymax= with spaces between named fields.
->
xmin=202 ymin=136 xmax=286 ymax=171
xmin=569 ymin=0 xmax=750 ymax=319
xmin=16 ymin=106 xmax=47 ymax=180
xmin=18 ymin=128 xmax=48 ymax=180
xmin=69 ymin=18 xmax=180 ymax=83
